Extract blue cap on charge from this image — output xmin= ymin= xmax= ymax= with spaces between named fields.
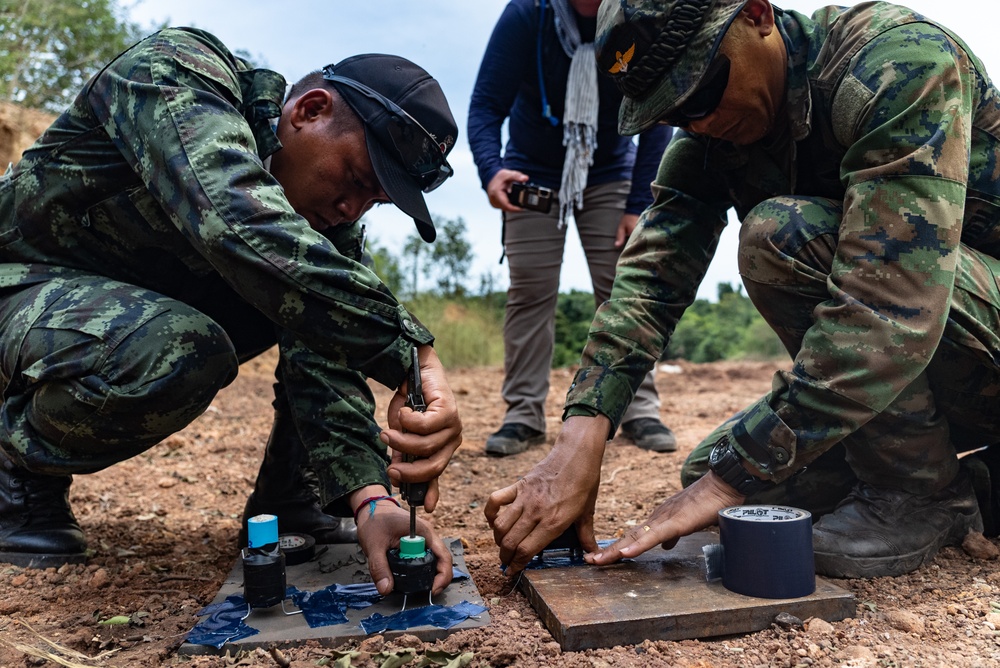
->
xmin=247 ymin=514 xmax=279 ymax=549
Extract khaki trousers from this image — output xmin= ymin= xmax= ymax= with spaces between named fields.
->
xmin=500 ymin=180 xmax=660 ymax=433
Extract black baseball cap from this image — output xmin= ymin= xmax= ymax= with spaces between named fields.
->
xmin=323 ymin=54 xmax=457 ymax=243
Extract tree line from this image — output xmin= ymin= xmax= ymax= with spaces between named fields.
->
xmin=367 ymin=216 xmax=783 ymax=366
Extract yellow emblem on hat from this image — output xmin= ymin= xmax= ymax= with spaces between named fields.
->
xmin=609 ymin=43 xmax=635 ymax=74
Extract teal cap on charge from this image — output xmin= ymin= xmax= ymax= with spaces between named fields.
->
xmin=595 ymin=0 xmax=747 ymax=135
xmin=247 ymin=514 xmax=279 ymax=549
xmin=398 ymin=535 xmax=427 ymax=559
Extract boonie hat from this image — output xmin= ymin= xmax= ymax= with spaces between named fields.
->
xmin=596 ymin=0 xmax=747 ymax=135
xmin=323 ymin=54 xmax=457 ymax=243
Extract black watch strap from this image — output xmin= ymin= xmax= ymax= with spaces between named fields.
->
xmin=708 ymin=435 xmax=770 ymax=496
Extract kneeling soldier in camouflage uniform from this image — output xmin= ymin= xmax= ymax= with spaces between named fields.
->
xmin=0 ymin=28 xmax=463 ymax=597
xmin=487 ymin=0 xmax=1000 ymax=579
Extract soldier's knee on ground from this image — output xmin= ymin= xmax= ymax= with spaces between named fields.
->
xmin=12 ymin=305 xmax=239 ymax=473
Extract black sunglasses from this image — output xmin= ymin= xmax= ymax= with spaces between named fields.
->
xmin=322 ymin=70 xmax=453 ymax=193
xmin=665 ymin=54 xmax=731 ymax=127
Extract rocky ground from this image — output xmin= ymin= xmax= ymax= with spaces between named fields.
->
xmin=0 ymin=351 xmax=999 ymax=667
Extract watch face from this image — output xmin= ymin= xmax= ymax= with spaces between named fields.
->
xmin=709 ymin=437 xmax=729 ymax=465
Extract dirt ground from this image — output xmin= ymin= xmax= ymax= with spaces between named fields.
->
xmin=1 ymin=351 xmax=999 ymax=668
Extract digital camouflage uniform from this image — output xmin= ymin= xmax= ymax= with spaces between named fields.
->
xmin=569 ymin=3 xmax=1000 ymax=513
xmin=0 ymin=28 xmax=431 ymax=513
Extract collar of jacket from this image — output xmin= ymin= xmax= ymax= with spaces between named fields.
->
xmin=238 ymin=68 xmax=286 ymax=159
xmin=776 ymin=9 xmax=814 ymax=144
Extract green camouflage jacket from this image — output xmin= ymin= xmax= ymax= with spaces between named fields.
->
xmin=0 ymin=28 xmax=432 ymax=491
xmin=0 ymin=27 xmax=430 ymax=387
xmin=566 ymin=3 xmax=1000 ymax=482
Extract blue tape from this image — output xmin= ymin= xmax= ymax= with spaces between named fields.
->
xmin=186 ymin=568 xmax=477 ymax=645
xmin=360 ymin=601 xmax=487 ymax=634
xmin=187 ymin=593 xmax=260 ymax=648
xmin=292 ymin=583 xmax=382 ymax=628
xmin=717 ymin=505 xmax=815 ymax=599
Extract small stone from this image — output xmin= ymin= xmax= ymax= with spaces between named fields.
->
xmin=884 ymin=609 xmax=925 ymax=634
xmin=358 ymin=635 xmax=384 ymax=653
xmin=507 ymin=609 xmax=521 ymax=619
xmin=11 ymin=574 xmax=28 ymax=587
xmin=89 ymin=568 xmax=110 ymax=589
xmin=804 ymin=618 xmax=834 ymax=635
xmin=836 ymin=645 xmax=876 ymax=666
xmin=774 ymin=612 xmax=803 ymax=629
xmin=540 ymin=641 xmax=561 ymax=656
xmin=962 ymin=532 xmax=1000 ymax=560
xmin=156 ymin=476 xmax=177 ymax=488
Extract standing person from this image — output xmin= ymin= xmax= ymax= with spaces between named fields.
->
xmin=468 ymin=0 xmax=675 ymax=457
xmin=0 ymin=27 xmax=463 ymax=597
xmin=486 ymin=0 xmax=1000 ymax=579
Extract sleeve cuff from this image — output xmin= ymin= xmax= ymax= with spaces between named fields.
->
xmin=563 ymin=366 xmax=636 ymax=434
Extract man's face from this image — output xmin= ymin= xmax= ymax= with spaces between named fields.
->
xmin=270 ymin=90 xmax=389 ymax=232
xmin=675 ymin=2 xmax=786 ymax=145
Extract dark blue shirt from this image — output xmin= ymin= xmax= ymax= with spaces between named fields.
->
xmin=468 ymin=0 xmax=672 ymax=215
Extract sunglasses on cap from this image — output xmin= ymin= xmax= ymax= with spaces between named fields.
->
xmin=323 ymin=69 xmax=454 ymax=193
xmin=664 ymin=54 xmax=732 ymax=127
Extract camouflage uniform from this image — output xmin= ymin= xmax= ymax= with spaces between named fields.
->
xmin=568 ymin=4 xmax=1000 ymax=505
xmin=0 ymin=28 xmax=430 ymax=509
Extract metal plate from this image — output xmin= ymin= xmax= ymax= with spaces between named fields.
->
xmin=521 ymin=531 xmax=855 ymax=651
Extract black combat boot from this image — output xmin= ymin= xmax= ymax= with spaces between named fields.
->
xmin=239 ymin=416 xmax=357 ymax=546
xmin=0 ymin=460 xmax=87 ymax=568
xmin=812 ymin=469 xmax=982 ymax=579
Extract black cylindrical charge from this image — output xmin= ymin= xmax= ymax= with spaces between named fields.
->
xmin=242 ymin=551 xmax=287 ymax=608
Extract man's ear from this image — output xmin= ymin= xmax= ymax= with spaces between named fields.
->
xmin=742 ymin=0 xmax=775 ymax=36
xmin=286 ymin=88 xmax=334 ymax=130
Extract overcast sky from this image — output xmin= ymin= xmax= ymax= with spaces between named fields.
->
xmin=127 ymin=0 xmax=999 ymax=301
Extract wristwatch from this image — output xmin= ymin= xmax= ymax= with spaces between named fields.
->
xmin=708 ymin=435 xmax=770 ymax=497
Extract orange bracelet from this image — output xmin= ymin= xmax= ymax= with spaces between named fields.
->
xmin=353 ymin=495 xmax=401 ymax=523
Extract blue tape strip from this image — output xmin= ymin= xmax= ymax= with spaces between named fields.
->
xmin=359 ymin=601 xmax=487 ymax=634
xmin=186 ymin=568 xmax=477 ymax=644
xmin=292 ymin=583 xmax=382 ymax=628
xmin=187 ymin=593 xmax=260 ymax=648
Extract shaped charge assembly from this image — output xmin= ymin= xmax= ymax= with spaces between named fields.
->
xmin=388 ymin=347 xmax=437 ymax=610
xmin=242 ymin=514 xmax=301 ymax=617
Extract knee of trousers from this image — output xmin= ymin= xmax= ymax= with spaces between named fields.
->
xmin=737 ymin=196 xmax=842 ymax=290
xmin=22 ymin=305 xmax=240 ymax=462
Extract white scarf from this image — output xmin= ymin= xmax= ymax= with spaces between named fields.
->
xmin=550 ymin=0 xmax=599 ymax=227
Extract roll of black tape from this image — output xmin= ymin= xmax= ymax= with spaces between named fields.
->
xmin=279 ymin=533 xmax=317 ymax=566
xmin=717 ymin=505 xmax=814 ymax=599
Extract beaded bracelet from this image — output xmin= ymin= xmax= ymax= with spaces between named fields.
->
xmin=353 ymin=494 xmax=401 ymax=523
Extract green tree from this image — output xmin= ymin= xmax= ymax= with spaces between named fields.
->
xmin=402 ymin=232 xmax=424 ymax=298
xmin=667 ymin=283 xmax=783 ymax=362
xmin=0 ymin=0 xmax=155 ymax=112
xmin=364 ymin=236 xmax=405 ymax=296
xmin=427 ymin=215 xmax=473 ymax=297
xmin=552 ymin=290 xmax=597 ymax=367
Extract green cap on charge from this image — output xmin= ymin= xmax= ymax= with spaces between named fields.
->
xmin=398 ymin=535 xmax=427 ymax=559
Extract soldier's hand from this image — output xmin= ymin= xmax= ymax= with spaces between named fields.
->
xmin=484 ymin=415 xmax=608 ymax=574
xmin=355 ymin=494 xmax=453 ymax=596
xmin=585 ymin=471 xmax=745 ymax=565
xmin=381 ymin=345 xmax=462 ymax=512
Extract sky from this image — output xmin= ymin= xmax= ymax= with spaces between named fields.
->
xmin=126 ymin=0 xmax=999 ymax=301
